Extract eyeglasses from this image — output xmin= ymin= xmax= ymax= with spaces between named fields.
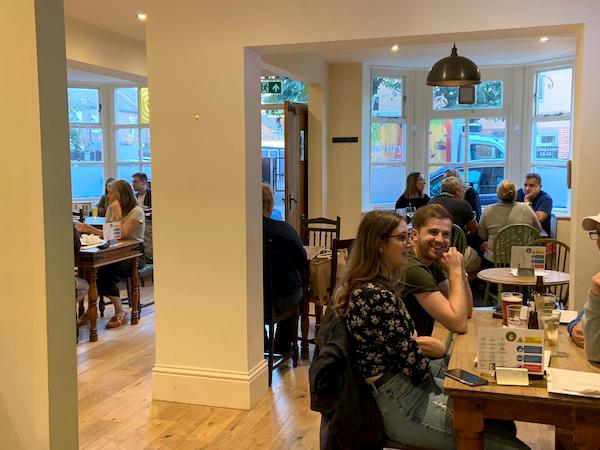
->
xmin=386 ymin=234 xmax=412 ymax=245
xmin=590 ymin=231 xmax=599 ymax=240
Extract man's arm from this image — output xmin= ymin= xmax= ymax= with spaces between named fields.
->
xmin=583 ymin=273 xmax=600 ymax=362
xmin=415 ymin=249 xmax=469 ymax=334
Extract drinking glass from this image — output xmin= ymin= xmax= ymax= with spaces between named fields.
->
xmin=538 ymin=309 xmax=561 ymax=354
xmin=501 ymin=292 xmax=523 ymax=326
xmin=506 ymin=305 xmax=528 ymax=328
xmin=533 ymin=293 xmax=557 ymax=312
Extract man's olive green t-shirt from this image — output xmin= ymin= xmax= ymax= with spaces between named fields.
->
xmin=402 ymin=252 xmax=447 ymax=336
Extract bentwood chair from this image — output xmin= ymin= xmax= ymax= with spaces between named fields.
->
xmin=451 ymin=224 xmax=467 ymax=254
xmin=482 ymin=223 xmax=541 ymax=305
xmin=264 ymin=239 xmax=299 ymax=386
xmin=530 ymin=238 xmax=570 ymax=308
xmin=301 ymin=215 xmax=341 ymax=341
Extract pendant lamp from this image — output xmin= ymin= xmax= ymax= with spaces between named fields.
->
xmin=426 ymin=43 xmax=481 ymax=87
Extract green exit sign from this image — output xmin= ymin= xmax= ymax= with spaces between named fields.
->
xmin=261 ymin=80 xmax=282 ymax=94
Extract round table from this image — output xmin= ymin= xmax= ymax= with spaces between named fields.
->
xmin=477 ymin=267 xmax=569 ymax=286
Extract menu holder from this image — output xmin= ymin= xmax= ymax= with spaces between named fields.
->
xmin=478 ymin=327 xmax=545 ymax=375
xmin=510 ymin=246 xmax=546 ymax=270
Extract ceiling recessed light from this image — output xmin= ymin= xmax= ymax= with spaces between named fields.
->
xmin=539 ymin=36 xmax=550 ymax=43
xmin=391 ymin=45 xmax=399 ymax=53
xmin=136 ymin=13 xmax=147 ymax=22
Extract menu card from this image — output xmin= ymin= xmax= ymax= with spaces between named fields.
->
xmin=102 ymin=221 xmax=122 ymax=241
xmin=478 ymin=327 xmax=545 ymax=375
xmin=510 ymin=246 xmax=545 ymax=269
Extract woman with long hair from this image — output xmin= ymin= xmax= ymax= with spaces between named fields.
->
xmin=97 ymin=177 xmax=115 ymax=217
xmin=333 ymin=210 xmax=528 ymax=449
xmin=395 ymin=172 xmax=429 ymax=209
xmin=76 ymin=180 xmax=146 ymax=328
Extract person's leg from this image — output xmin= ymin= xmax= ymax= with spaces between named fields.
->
xmin=273 ymin=288 xmax=303 ymax=353
xmin=97 ymin=261 xmax=131 ymax=328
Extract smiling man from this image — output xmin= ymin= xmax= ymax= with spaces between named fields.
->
xmin=402 ymin=204 xmax=473 ymax=337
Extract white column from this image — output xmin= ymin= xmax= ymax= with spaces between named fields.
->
xmin=0 ymin=0 xmax=78 ymax=448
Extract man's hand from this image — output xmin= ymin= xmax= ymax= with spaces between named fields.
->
xmin=439 ymin=247 xmax=464 ymax=273
xmin=524 ymin=184 xmax=541 ymax=203
xmin=591 ymin=272 xmax=600 ymax=296
xmin=571 ymin=321 xmax=585 ymax=348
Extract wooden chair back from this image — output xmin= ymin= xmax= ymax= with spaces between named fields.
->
xmin=492 ymin=224 xmax=541 ymax=267
xmin=301 ymin=216 xmax=341 ymax=249
xmin=329 ymin=238 xmax=355 ymax=296
xmin=530 ymin=238 xmax=570 ymax=307
xmin=451 ymin=224 xmax=467 ymax=254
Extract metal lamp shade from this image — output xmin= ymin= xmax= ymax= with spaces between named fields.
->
xmin=426 ymin=44 xmax=481 ymax=87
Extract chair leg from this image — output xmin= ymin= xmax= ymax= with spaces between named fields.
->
xmin=292 ymin=312 xmax=299 ymax=368
xmin=99 ymin=295 xmax=106 ymax=317
xmin=483 ymin=282 xmax=491 ymax=306
xmin=268 ymin=323 xmax=275 ymax=386
xmin=77 ymin=299 xmax=85 ymax=318
xmin=315 ymin=305 xmax=323 ymax=337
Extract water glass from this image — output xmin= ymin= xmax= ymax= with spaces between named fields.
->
xmin=538 ymin=309 xmax=561 ymax=354
xmin=533 ymin=293 xmax=557 ymax=312
xmin=506 ymin=305 xmax=528 ymax=329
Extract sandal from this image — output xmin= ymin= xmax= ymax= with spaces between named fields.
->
xmin=105 ymin=312 xmax=128 ymax=329
xmin=77 ymin=312 xmax=90 ymax=327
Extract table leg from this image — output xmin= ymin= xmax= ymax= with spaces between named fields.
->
xmin=300 ymin=298 xmax=309 ymax=359
xmin=77 ymin=268 xmax=86 ymax=317
xmin=555 ymin=427 xmax=573 ymax=450
xmin=130 ymin=257 xmax=139 ymax=325
xmin=573 ymin=410 xmax=600 ymax=449
xmin=452 ymin=397 xmax=484 ymax=450
xmin=88 ymin=269 xmax=98 ymax=342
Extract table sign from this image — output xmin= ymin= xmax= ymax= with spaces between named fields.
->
xmin=102 ymin=221 xmax=122 ymax=240
xmin=510 ymin=245 xmax=545 ymax=269
xmin=478 ymin=327 xmax=545 ymax=374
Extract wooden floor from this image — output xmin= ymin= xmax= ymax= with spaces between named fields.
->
xmin=77 ymin=287 xmax=554 ymax=450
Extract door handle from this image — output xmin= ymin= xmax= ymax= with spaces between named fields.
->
xmin=288 ymin=195 xmax=298 ymax=210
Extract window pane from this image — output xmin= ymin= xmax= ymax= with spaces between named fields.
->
xmin=535 ymin=68 xmax=572 ymax=116
xmin=429 ymin=165 xmax=464 ymax=198
xmin=429 ymin=119 xmax=465 ymax=163
xmin=370 ymin=165 xmax=405 ymax=205
xmin=466 ymin=166 xmax=505 ymax=206
xmin=261 ymin=79 xmax=308 ymax=104
xmin=261 ymin=109 xmax=285 ymax=196
xmin=70 ymin=127 xmax=103 ymax=162
xmin=371 ymin=77 xmax=403 ymax=118
xmin=140 ymin=87 xmax=150 ymax=124
xmin=115 ymin=87 xmax=139 ymax=124
xmin=531 ymin=166 xmax=568 ymax=209
xmin=117 ymin=163 xmax=142 ymax=181
xmin=532 ymin=120 xmax=570 ymax=162
xmin=432 ymin=81 xmax=503 ymax=111
xmin=71 ymin=164 xmax=104 ymax=198
xmin=371 ymin=122 xmax=405 ymax=162
xmin=141 ymin=128 xmax=151 ymax=161
xmin=468 ymin=118 xmax=506 ymax=162
xmin=68 ymin=88 xmax=100 ymax=124
xmin=116 ymin=128 xmax=140 ymax=162
xmin=142 ymin=164 xmax=152 ymax=181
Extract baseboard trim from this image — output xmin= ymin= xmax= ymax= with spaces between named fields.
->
xmin=152 ymin=360 xmax=268 ymax=410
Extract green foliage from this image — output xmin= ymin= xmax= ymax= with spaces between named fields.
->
xmin=261 ymin=79 xmax=308 ymax=104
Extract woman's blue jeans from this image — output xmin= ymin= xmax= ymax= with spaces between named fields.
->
xmin=371 ymin=372 xmax=530 ymax=450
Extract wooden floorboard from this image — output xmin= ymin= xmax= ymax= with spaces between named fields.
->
xmin=77 ymin=286 xmax=554 ymax=449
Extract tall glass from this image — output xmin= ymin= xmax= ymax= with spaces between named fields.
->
xmin=533 ymin=293 xmax=557 ymax=312
xmin=538 ymin=309 xmax=561 ymax=354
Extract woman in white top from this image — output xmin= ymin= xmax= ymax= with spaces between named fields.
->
xmin=479 ymin=180 xmax=541 ymax=262
xmin=76 ymin=180 xmax=145 ymax=328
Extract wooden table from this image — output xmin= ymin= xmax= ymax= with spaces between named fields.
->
xmin=444 ymin=310 xmax=600 ymax=449
xmin=84 ymin=216 xmax=105 ymax=229
xmin=477 ymin=267 xmax=569 ymax=287
xmin=75 ymin=240 xmax=143 ymax=342
xmin=300 ymin=246 xmax=331 ymax=359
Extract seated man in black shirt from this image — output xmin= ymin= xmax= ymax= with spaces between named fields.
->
xmin=262 ymin=184 xmax=307 ymax=353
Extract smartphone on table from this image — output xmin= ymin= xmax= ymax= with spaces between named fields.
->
xmin=444 ymin=369 xmax=488 ymax=387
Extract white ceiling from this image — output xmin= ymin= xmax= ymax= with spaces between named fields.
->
xmin=62 ymin=2 xmax=576 ymax=69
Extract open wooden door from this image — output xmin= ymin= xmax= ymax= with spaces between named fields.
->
xmin=284 ymin=101 xmax=308 ymax=234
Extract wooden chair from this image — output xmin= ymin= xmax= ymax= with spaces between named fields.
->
xmin=451 ymin=224 xmax=467 ymax=254
xmin=530 ymin=238 xmax=570 ymax=307
xmin=482 ymin=223 xmax=541 ymax=305
xmin=301 ymin=215 xmax=341 ymax=249
xmin=264 ymin=239 xmax=299 ymax=386
xmin=301 ymin=215 xmax=341 ymax=340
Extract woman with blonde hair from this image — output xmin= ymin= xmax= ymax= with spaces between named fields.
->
xmin=334 ymin=210 xmax=528 ymax=449
xmin=76 ymin=180 xmax=145 ymax=328
xmin=479 ymin=180 xmax=541 ymax=262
